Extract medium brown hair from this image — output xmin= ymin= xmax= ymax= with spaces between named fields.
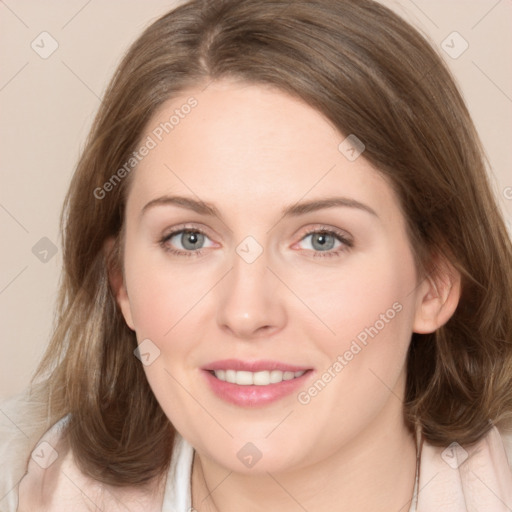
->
xmin=32 ymin=0 xmax=512 ymax=486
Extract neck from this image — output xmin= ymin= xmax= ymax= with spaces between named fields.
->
xmin=191 ymin=397 xmax=418 ymax=512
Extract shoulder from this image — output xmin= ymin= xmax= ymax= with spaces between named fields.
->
xmin=17 ymin=415 xmax=75 ymax=511
xmin=416 ymin=423 xmax=512 ymax=511
xmin=17 ymin=419 xmax=167 ymax=511
xmin=0 ymin=385 xmax=52 ymax=512
xmin=1 ymin=385 xmax=165 ymax=512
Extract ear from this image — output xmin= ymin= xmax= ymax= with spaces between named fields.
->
xmin=104 ymin=236 xmax=135 ymax=331
xmin=412 ymin=253 xmax=461 ymax=334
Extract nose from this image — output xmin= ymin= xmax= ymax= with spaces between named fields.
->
xmin=215 ymin=246 xmax=287 ymax=340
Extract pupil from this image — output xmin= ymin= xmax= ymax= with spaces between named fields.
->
xmin=182 ymin=231 xmax=204 ymax=250
xmin=312 ymin=233 xmax=334 ymax=251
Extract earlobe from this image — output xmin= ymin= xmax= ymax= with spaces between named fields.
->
xmin=104 ymin=236 xmax=135 ymax=331
xmin=412 ymin=255 xmax=461 ymax=334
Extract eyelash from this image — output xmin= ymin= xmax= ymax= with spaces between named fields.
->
xmin=297 ymin=226 xmax=353 ymax=258
xmin=159 ymin=226 xmax=211 ymax=258
xmin=159 ymin=225 xmax=353 ymax=258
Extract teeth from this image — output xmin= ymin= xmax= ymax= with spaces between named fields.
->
xmin=212 ymin=369 xmax=306 ymax=385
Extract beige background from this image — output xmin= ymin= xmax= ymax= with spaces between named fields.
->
xmin=1 ymin=0 xmax=511 ymax=400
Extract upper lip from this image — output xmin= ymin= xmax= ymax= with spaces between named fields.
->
xmin=202 ymin=359 xmax=312 ymax=372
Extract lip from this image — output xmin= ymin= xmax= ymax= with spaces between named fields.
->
xmin=201 ymin=359 xmax=314 ymax=407
xmin=202 ymin=359 xmax=311 ymax=372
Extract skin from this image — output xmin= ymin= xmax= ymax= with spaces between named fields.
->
xmin=114 ymin=79 xmax=461 ymax=512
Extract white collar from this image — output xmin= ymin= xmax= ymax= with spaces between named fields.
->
xmin=162 ymin=433 xmax=194 ymax=511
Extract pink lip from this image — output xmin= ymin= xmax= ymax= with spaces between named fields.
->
xmin=202 ymin=359 xmax=311 ymax=372
xmin=201 ymin=359 xmax=314 ymax=407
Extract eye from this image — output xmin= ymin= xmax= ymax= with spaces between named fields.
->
xmin=160 ymin=228 xmax=216 ymax=256
xmin=295 ymin=228 xmax=353 ymax=257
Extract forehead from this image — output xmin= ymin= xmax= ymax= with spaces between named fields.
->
xmin=126 ymin=80 xmax=399 ymax=224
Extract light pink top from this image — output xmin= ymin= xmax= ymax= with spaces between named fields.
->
xmin=1 ymin=389 xmax=512 ymax=511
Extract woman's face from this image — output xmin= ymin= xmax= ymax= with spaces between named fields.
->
xmin=117 ymin=79 xmax=429 ymax=473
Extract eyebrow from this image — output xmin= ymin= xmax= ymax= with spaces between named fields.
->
xmin=141 ymin=195 xmax=379 ymax=219
xmin=141 ymin=195 xmax=219 ymax=217
xmin=282 ymin=197 xmax=378 ymax=218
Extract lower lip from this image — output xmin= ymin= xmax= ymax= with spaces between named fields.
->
xmin=202 ymin=370 xmax=312 ymax=407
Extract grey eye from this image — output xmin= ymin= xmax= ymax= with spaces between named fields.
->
xmin=169 ymin=230 xmax=208 ymax=251
xmin=300 ymin=232 xmax=342 ymax=252
xmin=309 ymin=232 xmax=337 ymax=251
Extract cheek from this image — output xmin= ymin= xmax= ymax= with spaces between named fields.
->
xmin=122 ymin=244 xmax=207 ymax=422
xmin=123 ymin=242 xmax=214 ymax=340
xmin=287 ymin=244 xmax=419 ymax=389
xmin=298 ymin=250 xmax=415 ymax=338
xmin=288 ymin=247 xmax=417 ymax=445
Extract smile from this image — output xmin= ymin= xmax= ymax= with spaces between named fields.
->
xmin=210 ymin=369 xmax=307 ymax=386
xmin=202 ymin=360 xmax=313 ymax=407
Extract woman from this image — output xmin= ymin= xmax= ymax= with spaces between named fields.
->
xmin=1 ymin=0 xmax=511 ymax=510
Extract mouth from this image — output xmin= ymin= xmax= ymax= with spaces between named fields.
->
xmin=207 ymin=369 xmax=307 ymax=386
xmin=201 ymin=359 xmax=313 ymax=407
